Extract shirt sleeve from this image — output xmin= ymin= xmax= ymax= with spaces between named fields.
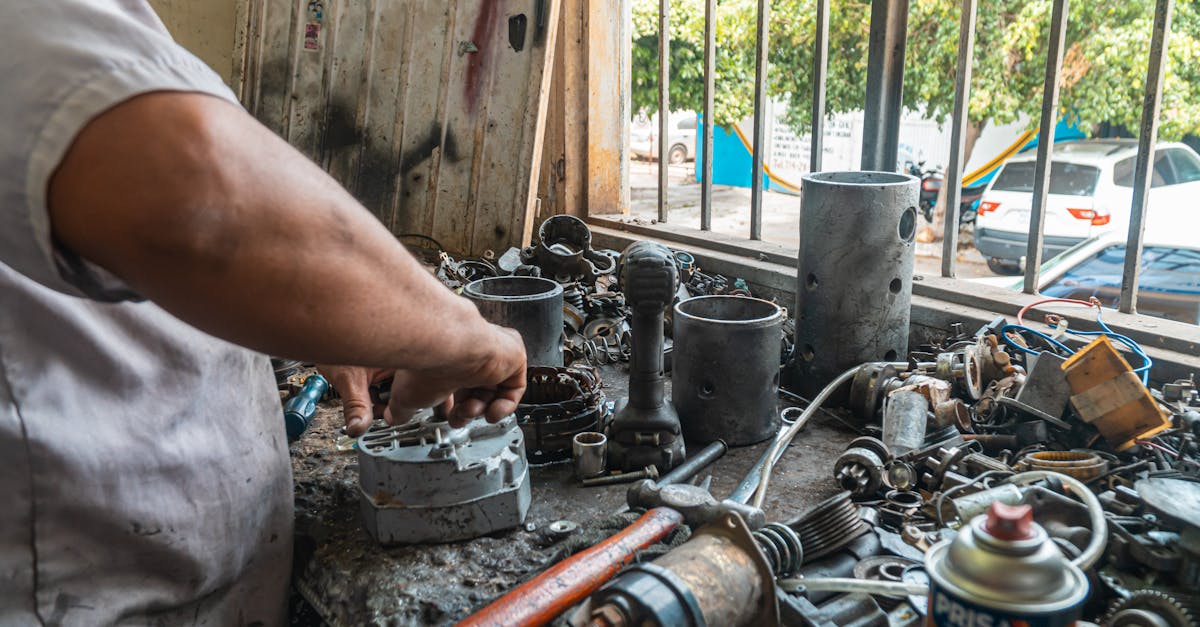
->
xmin=0 ymin=1 xmax=241 ymax=301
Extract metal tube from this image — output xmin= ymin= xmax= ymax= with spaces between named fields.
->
xmin=700 ymin=0 xmax=716 ymax=231
xmin=658 ymin=439 xmax=728 ymax=487
xmin=463 ymin=277 xmax=564 ymax=367
xmin=749 ymin=0 xmax=770 ymax=240
xmin=860 ymin=0 xmax=909 ymax=171
xmin=657 ymin=0 xmax=670 ymax=223
xmin=940 ymin=0 xmax=979 ymax=278
xmin=1022 ymin=0 xmax=1070 ymax=294
xmin=1119 ymin=0 xmax=1175 ymax=314
xmin=810 ymin=0 xmax=829 ymax=172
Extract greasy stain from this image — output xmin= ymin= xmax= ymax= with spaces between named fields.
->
xmin=400 ymin=122 xmax=460 ymax=175
xmin=465 ymin=0 xmax=504 ymax=111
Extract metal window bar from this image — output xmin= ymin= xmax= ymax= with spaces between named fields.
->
xmin=653 ymin=0 xmax=1171 ymax=321
xmin=749 ymin=0 xmax=770 ymax=240
xmin=700 ymin=0 xmax=716 ymax=231
xmin=1120 ymin=0 xmax=1174 ymax=314
xmin=1022 ymin=0 xmax=1070 ymax=295
xmin=658 ymin=0 xmax=670 ymax=223
xmin=810 ymin=0 xmax=829 ymax=172
xmin=939 ymin=0 xmax=978 ymax=278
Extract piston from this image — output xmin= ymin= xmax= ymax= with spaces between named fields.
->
xmin=463 ymin=276 xmax=564 ymax=367
xmin=792 ymin=171 xmax=919 ymax=397
xmin=673 ymin=295 xmax=784 ymax=446
xmin=926 ymin=501 xmax=1089 ymax=626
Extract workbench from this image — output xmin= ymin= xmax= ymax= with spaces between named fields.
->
xmin=288 ymin=365 xmax=856 ymax=625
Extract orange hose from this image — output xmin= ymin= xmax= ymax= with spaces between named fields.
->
xmin=457 ymin=507 xmax=684 ymax=627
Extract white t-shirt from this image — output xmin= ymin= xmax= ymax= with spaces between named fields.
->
xmin=0 ymin=2 xmax=292 ymax=624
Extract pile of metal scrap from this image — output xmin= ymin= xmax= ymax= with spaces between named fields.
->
xmin=430 ymin=215 xmax=757 ymax=368
xmin=787 ymin=311 xmax=1200 ymax=626
xmin=546 ymin=312 xmax=1200 ymax=627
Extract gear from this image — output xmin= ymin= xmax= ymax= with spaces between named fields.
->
xmin=1103 ymin=590 xmax=1197 ymax=627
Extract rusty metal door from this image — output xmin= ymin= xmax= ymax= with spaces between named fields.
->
xmin=240 ymin=0 xmax=559 ymax=255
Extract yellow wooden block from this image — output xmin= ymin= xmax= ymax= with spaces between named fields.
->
xmin=1061 ymin=336 xmax=1170 ymax=451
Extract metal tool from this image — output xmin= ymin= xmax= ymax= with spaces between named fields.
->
xmin=926 ymin=502 xmax=1088 ymax=626
xmin=284 ymin=374 xmax=329 ymax=442
xmin=608 ymin=241 xmax=685 ymax=472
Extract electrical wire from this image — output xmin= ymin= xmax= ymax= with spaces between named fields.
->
xmin=1008 ymin=297 xmax=1152 ymax=384
xmin=395 ymin=233 xmax=446 ymax=251
xmin=751 ymin=364 xmax=912 ymax=510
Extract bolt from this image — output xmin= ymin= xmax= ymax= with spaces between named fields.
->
xmin=581 ymin=465 xmax=659 ymax=487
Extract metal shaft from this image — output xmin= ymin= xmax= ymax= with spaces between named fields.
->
xmin=658 ymin=440 xmax=728 ymax=487
xmin=583 ymin=466 xmax=659 ymax=487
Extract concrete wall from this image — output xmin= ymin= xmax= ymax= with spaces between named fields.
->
xmin=147 ymin=0 xmax=240 ymax=85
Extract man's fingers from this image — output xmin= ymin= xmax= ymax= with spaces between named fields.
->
xmin=319 ymin=365 xmax=375 ymax=436
xmin=452 ymin=397 xmax=488 ymax=422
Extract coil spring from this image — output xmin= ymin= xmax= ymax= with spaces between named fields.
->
xmin=753 ymin=522 xmax=804 ymax=576
xmin=564 ymin=288 xmax=585 ymax=310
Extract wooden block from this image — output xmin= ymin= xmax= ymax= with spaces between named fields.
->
xmin=1062 ymin=336 xmax=1170 ymax=451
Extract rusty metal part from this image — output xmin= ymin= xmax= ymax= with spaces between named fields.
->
xmin=356 ymin=412 xmax=530 ymax=544
xmin=521 ymin=215 xmax=617 ymax=284
xmin=459 ymin=507 xmax=684 ymax=627
xmin=517 ymin=366 xmax=608 ymax=463
xmin=834 ymin=436 xmax=891 ymax=498
xmin=933 ymin=399 xmax=972 ymax=433
xmin=586 ymin=512 xmax=781 ymax=627
xmin=848 ymin=362 xmax=901 ymax=422
xmin=1018 ymin=451 xmax=1109 ymax=482
xmin=790 ymin=491 xmax=872 ymax=563
xmin=934 ymin=346 xmax=983 ymax=400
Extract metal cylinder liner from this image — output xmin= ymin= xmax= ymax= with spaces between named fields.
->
xmin=793 ymin=171 xmax=919 ymax=397
xmin=673 ymin=295 xmax=785 ymax=446
xmin=464 ymin=276 xmax=564 ymax=367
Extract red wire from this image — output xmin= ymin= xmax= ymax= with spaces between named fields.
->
xmin=1136 ymin=439 xmax=1180 ymax=458
xmin=1016 ymin=297 xmax=1102 ymax=326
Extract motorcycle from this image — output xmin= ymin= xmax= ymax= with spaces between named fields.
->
xmin=905 ymin=161 xmax=987 ymax=226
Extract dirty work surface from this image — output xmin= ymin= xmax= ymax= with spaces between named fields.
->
xmin=289 ymin=364 xmax=855 ymax=625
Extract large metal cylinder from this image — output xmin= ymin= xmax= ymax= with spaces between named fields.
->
xmin=793 ymin=171 xmax=919 ymax=397
xmin=463 ymin=276 xmax=564 ymax=367
xmin=673 ymin=296 xmax=784 ymax=446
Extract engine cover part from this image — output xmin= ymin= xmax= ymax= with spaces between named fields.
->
xmin=520 ymin=215 xmax=617 ymax=283
xmin=792 ymin=171 xmax=919 ymax=397
xmin=609 ymin=241 xmax=685 ymax=472
xmin=673 ymin=295 xmax=784 ymax=446
xmin=516 ymin=366 xmax=608 ymax=463
xmin=356 ymin=412 xmax=531 ymax=544
xmin=463 ymin=276 xmax=565 ymax=367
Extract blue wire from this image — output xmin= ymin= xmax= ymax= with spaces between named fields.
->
xmin=1001 ymin=324 xmax=1075 ymax=356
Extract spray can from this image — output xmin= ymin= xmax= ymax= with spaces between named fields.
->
xmin=925 ymin=501 xmax=1088 ymax=626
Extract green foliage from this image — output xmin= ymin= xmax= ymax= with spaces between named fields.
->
xmin=631 ymin=0 xmax=1200 ymax=142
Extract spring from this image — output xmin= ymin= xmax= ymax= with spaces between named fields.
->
xmin=753 ymin=522 xmax=804 ymax=576
xmin=789 ymin=491 xmax=871 ymax=563
xmin=563 ymin=288 xmax=585 ymax=310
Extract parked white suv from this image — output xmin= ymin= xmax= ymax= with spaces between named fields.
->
xmin=974 ymin=139 xmax=1200 ymax=275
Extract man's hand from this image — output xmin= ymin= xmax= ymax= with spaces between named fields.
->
xmin=318 ymin=365 xmax=393 ymax=436
xmin=321 ymin=324 xmax=526 ymax=434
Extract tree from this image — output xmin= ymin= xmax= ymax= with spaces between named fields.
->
xmin=632 ymin=0 xmax=1200 ymax=235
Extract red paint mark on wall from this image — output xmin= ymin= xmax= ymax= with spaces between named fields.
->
xmin=464 ymin=1 xmax=504 ymax=111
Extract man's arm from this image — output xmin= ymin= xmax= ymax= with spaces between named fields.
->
xmin=47 ymin=91 xmax=524 ymax=421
